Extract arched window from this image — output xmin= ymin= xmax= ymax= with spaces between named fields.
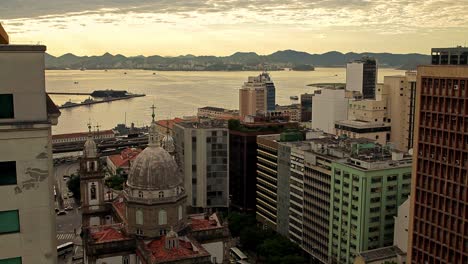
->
xmin=90 ymin=183 xmax=97 ymax=200
xmin=159 ymin=210 xmax=167 ymax=225
xmin=136 ymin=209 xmax=143 ymax=225
xmin=178 ymin=205 xmax=183 ymax=221
xmin=159 ymin=191 xmax=164 ymax=198
xmin=138 ymin=191 xmax=144 ymax=198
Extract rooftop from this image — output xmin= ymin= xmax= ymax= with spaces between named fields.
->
xmin=189 ymin=213 xmax=222 ymax=231
xmin=142 ymin=236 xmax=209 ymax=263
xmin=0 ymin=44 xmax=46 ymax=52
xmin=90 ymin=225 xmax=131 ymax=244
xmin=52 ymin=129 xmax=115 ymax=140
xmin=176 ymin=118 xmax=227 ymax=129
xmin=357 ymin=245 xmax=405 ymax=262
xmin=108 ymin=148 xmax=142 ymax=168
xmin=335 ymin=120 xmax=391 ymax=129
xmin=156 ymin=118 xmax=185 ymax=130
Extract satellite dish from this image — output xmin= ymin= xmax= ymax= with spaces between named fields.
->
xmin=408 ymin=148 xmax=414 ymax=156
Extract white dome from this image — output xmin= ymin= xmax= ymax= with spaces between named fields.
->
xmin=127 ymin=146 xmax=183 ymax=190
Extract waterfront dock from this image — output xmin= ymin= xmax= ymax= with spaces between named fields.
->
xmin=58 ymin=93 xmax=145 ymax=109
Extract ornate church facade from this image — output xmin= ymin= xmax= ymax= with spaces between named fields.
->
xmin=80 ymin=109 xmax=229 ymax=264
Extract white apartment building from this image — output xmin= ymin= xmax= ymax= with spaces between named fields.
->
xmin=0 ymin=30 xmax=60 ymax=263
xmin=173 ymin=120 xmax=229 ymax=209
xmin=311 ymin=88 xmax=348 ymax=133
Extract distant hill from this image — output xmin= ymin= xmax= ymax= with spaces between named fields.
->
xmin=45 ymin=50 xmax=430 ymax=71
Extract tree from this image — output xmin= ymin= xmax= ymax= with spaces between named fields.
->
xmin=228 ymin=119 xmax=241 ymax=130
xmin=105 ymin=175 xmax=125 ymax=190
xmin=227 ymin=212 xmax=256 ymax=237
xmin=67 ymin=174 xmax=81 ymax=201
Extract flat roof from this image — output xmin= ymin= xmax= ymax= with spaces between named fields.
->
xmin=336 ymin=120 xmax=390 ymax=129
xmin=357 ymin=245 xmax=405 ymax=262
xmin=0 ymin=44 xmax=46 ymax=52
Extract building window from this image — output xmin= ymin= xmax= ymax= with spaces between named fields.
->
xmin=0 ymin=257 xmax=22 ymax=264
xmin=90 ymin=183 xmax=97 ymax=200
xmin=0 ymin=161 xmax=17 ymax=186
xmin=159 ymin=191 xmax=164 ymax=198
xmin=136 ymin=228 xmax=143 ymax=235
xmin=0 ymin=94 xmax=14 ymax=119
xmin=178 ymin=205 xmax=183 ymax=221
xmin=159 ymin=210 xmax=167 ymax=225
xmin=122 ymin=256 xmax=129 ymax=264
xmin=138 ymin=191 xmax=143 ymax=198
xmin=0 ymin=210 xmax=20 ymax=234
xmin=136 ymin=209 xmax=143 ymax=225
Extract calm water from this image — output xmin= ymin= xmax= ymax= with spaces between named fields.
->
xmin=47 ymin=68 xmax=405 ymax=134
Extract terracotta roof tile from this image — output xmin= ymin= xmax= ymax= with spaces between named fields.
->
xmin=91 ymin=227 xmax=128 ymax=243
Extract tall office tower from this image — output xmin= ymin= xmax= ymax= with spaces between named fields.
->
xmin=346 ymin=57 xmax=378 ymax=99
xmin=256 ymin=134 xmax=280 ymax=230
xmin=0 ymin=24 xmax=61 ymax=263
xmin=229 ymin=121 xmax=297 ymax=212
xmin=239 ymin=72 xmax=276 ymax=119
xmin=256 ymin=132 xmax=303 ymax=232
xmin=386 ymin=71 xmax=417 ymax=152
xmin=300 ymin=93 xmax=314 ymax=122
xmin=311 ymin=87 xmax=349 ymax=133
xmin=408 ymin=49 xmax=468 ymax=263
xmin=173 ymin=119 xmax=229 ymax=210
xmin=329 ymin=143 xmax=412 ymax=264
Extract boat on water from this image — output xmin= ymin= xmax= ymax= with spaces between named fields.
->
xmin=61 ymin=100 xmax=78 ymax=107
xmin=74 ymin=81 xmax=79 ymax=84
xmin=80 ymin=67 xmax=86 ymax=71
xmin=290 ymin=96 xmax=299 ymax=100
xmin=124 ymin=72 xmax=127 ymax=75
xmin=82 ymin=97 xmax=95 ymax=104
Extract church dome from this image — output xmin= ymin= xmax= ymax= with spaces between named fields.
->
xmin=127 ymin=146 xmax=182 ymax=190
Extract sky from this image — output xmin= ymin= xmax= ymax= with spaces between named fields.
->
xmin=1 ymin=0 xmax=468 ymax=57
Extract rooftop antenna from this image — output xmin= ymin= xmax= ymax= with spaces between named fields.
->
xmin=124 ymin=112 xmax=127 ymax=127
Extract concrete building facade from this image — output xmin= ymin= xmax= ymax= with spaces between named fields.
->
xmin=408 ymin=64 xmax=468 ymax=263
xmin=385 ymin=72 xmax=417 ymax=152
xmin=311 ymin=88 xmax=349 ymax=133
xmin=174 ymin=120 xmax=229 ymax=209
xmin=328 ymin=144 xmax=412 ymax=264
xmin=0 ymin=43 xmax=60 ymax=263
xmin=346 ymin=57 xmax=378 ymax=99
xmin=239 ymin=73 xmax=276 ymax=119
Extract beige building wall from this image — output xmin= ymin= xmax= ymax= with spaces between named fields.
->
xmin=335 ymin=128 xmax=388 ymax=145
xmin=348 ymin=99 xmax=388 ymax=123
xmin=239 ymin=88 xmax=256 ymax=119
xmin=386 ymin=72 xmax=417 ymax=152
xmin=0 ymin=46 xmax=57 ymax=263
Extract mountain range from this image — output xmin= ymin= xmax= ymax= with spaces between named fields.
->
xmin=45 ymin=50 xmax=430 ymax=71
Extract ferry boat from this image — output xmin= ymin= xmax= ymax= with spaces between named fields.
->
xmin=61 ymin=100 xmax=78 ymax=108
xmin=290 ymin=96 xmax=299 ymax=100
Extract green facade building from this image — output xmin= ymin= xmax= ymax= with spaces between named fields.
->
xmin=328 ymin=145 xmax=412 ymax=264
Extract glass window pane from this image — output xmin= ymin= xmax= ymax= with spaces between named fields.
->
xmin=0 ymin=210 xmax=20 ymax=234
xmin=0 ymin=94 xmax=14 ymax=119
xmin=0 ymin=257 xmax=22 ymax=264
xmin=0 ymin=161 xmax=17 ymax=186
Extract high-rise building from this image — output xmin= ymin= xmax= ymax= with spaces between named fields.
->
xmin=174 ymin=119 xmax=229 ymax=209
xmin=408 ymin=58 xmax=468 ymax=263
xmin=0 ymin=24 xmax=61 ymax=263
xmin=386 ymin=71 xmax=417 ymax=152
xmin=431 ymin=46 xmax=468 ymax=65
xmin=311 ymin=87 xmax=349 ymax=133
xmin=239 ymin=72 xmax=276 ymax=119
xmin=329 ymin=144 xmax=412 ymax=264
xmin=256 ymin=134 xmax=280 ymax=230
xmin=229 ymin=121 xmax=298 ymax=212
xmin=300 ymin=93 xmax=314 ymax=122
xmin=346 ymin=57 xmax=378 ymax=99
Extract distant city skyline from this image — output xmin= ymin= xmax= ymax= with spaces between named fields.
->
xmin=1 ymin=0 xmax=468 ymax=56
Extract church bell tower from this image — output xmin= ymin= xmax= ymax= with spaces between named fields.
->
xmin=79 ymin=123 xmax=105 ymax=216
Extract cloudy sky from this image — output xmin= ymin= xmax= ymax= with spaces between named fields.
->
xmin=1 ymin=0 xmax=467 ymax=56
